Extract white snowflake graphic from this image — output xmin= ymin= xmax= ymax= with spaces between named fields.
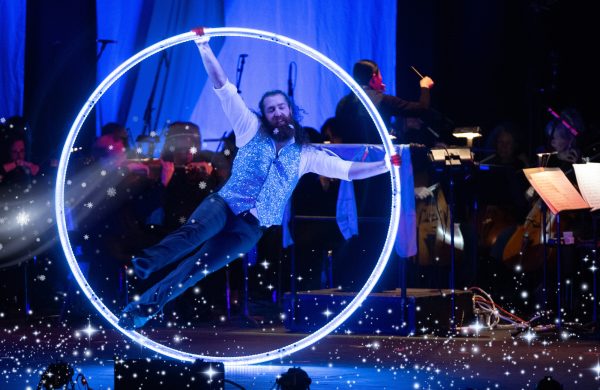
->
xmin=84 ymin=202 xmax=94 ymax=209
xmin=83 ymin=234 xmax=89 ymax=240
xmin=223 ymin=149 xmax=231 ymax=156
xmin=198 ymin=181 xmax=207 ymax=190
xmin=107 ymin=187 xmax=117 ymax=197
xmin=190 ymin=146 xmax=198 ymax=155
xmin=178 ymin=216 xmax=187 ymax=224
xmin=16 ymin=211 xmax=30 ymax=226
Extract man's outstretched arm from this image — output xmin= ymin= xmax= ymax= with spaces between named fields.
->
xmin=348 ymin=159 xmax=390 ymax=180
xmin=305 ymin=149 xmax=400 ymax=181
xmin=195 ymin=38 xmax=227 ymax=89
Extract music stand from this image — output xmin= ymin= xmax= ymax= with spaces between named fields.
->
xmin=429 ymin=147 xmax=473 ymax=333
xmin=452 ymin=127 xmax=482 ymax=148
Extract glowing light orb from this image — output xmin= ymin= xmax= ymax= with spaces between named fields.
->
xmin=55 ymin=27 xmax=401 ymax=365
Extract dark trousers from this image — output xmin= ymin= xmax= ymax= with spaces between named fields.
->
xmin=133 ymin=194 xmax=264 ymax=309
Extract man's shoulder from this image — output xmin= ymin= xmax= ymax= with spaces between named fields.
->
xmin=336 ymin=92 xmax=358 ymax=109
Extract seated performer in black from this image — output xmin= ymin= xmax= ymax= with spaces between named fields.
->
xmin=118 ymin=32 xmax=399 ymax=329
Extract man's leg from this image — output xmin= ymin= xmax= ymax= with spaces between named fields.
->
xmin=120 ymin=217 xmax=264 ymax=329
xmin=132 ymin=194 xmax=229 ymax=279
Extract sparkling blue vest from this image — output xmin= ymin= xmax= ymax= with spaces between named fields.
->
xmin=219 ymin=129 xmax=301 ymax=227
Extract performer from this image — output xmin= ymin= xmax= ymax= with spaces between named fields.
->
xmin=335 ymin=59 xmax=434 ymax=144
xmin=118 ymin=33 xmax=398 ymax=329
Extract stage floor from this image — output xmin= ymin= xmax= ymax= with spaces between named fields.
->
xmin=1 ymin=315 xmax=599 ymax=389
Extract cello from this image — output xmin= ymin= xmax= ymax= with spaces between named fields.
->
xmin=416 ymin=183 xmax=464 ymax=266
xmin=501 ymin=198 xmax=552 ymax=271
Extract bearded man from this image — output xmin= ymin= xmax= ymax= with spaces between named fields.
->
xmin=119 ymin=33 xmax=397 ymax=330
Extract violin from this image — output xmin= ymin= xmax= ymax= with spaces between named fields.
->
xmin=124 ymin=159 xmax=213 ymax=180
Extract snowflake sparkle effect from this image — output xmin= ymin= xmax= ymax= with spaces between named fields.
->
xmin=16 ymin=211 xmax=30 ymax=226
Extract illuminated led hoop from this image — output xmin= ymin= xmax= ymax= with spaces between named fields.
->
xmin=55 ymin=27 xmax=401 ymax=365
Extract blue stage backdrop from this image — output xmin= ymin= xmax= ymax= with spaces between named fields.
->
xmin=96 ymin=0 xmax=396 ymax=150
xmin=0 ymin=0 xmax=26 ymax=118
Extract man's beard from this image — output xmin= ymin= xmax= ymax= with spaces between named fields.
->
xmin=268 ymin=117 xmax=296 ymax=142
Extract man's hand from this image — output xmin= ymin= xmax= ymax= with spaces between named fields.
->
xmin=192 ymin=27 xmax=210 ymax=48
xmin=160 ymin=160 xmax=175 ymax=187
xmin=10 ymin=160 xmax=40 ymax=176
xmin=194 ymin=36 xmax=210 ymax=47
xmin=419 ymin=76 xmax=434 ymax=89
xmin=187 ymin=161 xmax=213 ymax=175
xmin=414 ymin=186 xmax=434 ymax=200
xmin=558 ymin=148 xmax=579 ymax=163
xmin=125 ymin=161 xmax=150 ymax=177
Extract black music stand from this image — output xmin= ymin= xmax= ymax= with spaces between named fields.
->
xmin=592 ymin=210 xmax=600 ymax=322
xmin=537 ymin=200 xmax=567 ymax=327
xmin=429 ymin=147 xmax=473 ymax=333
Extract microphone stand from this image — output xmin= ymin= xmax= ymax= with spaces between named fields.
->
xmin=138 ymin=50 xmax=170 ymax=157
xmin=96 ymin=39 xmax=115 ymax=62
xmin=288 ymin=61 xmax=297 ymax=103
xmin=153 ymin=51 xmax=171 ymax=133
xmin=96 ymin=39 xmax=116 ymax=134
xmin=235 ymin=54 xmax=248 ymax=94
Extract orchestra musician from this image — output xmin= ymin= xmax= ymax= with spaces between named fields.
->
xmin=500 ymin=109 xmax=587 ymax=281
xmin=541 ymin=108 xmax=585 ymax=172
xmin=335 ymin=59 xmax=434 ymax=144
xmin=158 ymin=121 xmax=227 ymax=230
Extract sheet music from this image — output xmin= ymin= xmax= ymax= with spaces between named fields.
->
xmin=573 ymin=163 xmax=600 ymax=211
xmin=526 ymin=168 xmax=590 ymax=214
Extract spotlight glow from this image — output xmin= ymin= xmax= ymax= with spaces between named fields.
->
xmin=55 ymin=27 xmax=400 ymax=365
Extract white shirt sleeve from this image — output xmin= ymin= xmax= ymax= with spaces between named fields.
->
xmin=299 ymin=145 xmax=353 ymax=181
xmin=213 ymin=80 xmax=259 ymax=147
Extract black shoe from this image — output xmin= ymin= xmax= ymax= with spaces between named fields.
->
xmin=131 ymin=257 xmax=153 ymax=279
xmin=118 ymin=303 xmax=160 ymax=330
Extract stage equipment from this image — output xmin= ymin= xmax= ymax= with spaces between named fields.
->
xmin=36 ymin=361 xmax=75 ymax=389
xmin=452 ymin=126 xmax=481 ymax=147
xmin=428 ymin=147 xmax=474 ymax=332
xmin=55 ymin=27 xmax=401 ymax=365
xmin=114 ymin=358 xmax=224 ymax=389
xmin=283 ymin=288 xmax=473 ymax=335
xmin=276 ymin=367 xmax=311 ymax=390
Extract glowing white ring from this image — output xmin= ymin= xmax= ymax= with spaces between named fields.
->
xmin=55 ymin=27 xmax=401 ymax=365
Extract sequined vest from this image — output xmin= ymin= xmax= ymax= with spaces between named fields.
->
xmin=219 ymin=129 xmax=301 ymax=227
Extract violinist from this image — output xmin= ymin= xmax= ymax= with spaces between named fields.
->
xmin=542 ymin=108 xmax=585 ymax=173
xmin=0 ymin=117 xmax=40 ymax=187
xmin=159 ymin=121 xmax=226 ymax=230
xmin=502 ymin=109 xmax=586 ymax=272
